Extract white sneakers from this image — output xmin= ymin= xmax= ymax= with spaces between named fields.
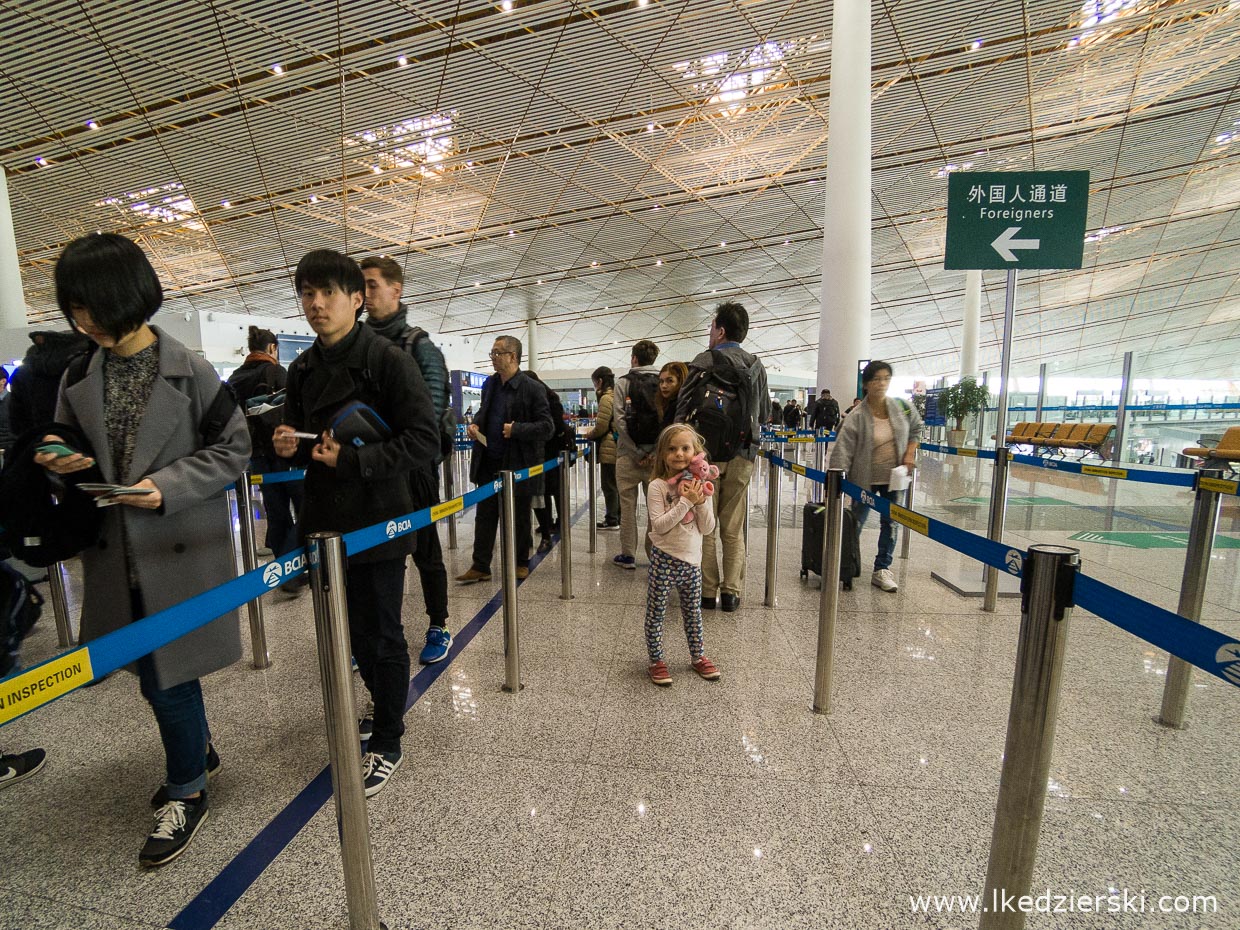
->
xmin=871 ymin=569 xmax=898 ymax=592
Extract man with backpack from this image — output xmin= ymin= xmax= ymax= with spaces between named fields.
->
xmin=273 ymin=250 xmax=440 ymax=797
xmin=675 ymin=302 xmax=770 ymax=612
xmin=360 ymin=257 xmax=454 ymax=665
xmin=813 ymin=389 xmax=841 ymax=432
xmin=612 ymin=340 xmax=662 ymax=570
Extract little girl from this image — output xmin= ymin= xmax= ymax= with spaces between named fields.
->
xmin=644 ymin=424 xmax=722 ymax=686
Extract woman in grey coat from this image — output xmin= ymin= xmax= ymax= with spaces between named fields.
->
xmin=830 ymin=360 xmax=923 ymax=593
xmin=36 ymin=234 xmax=250 ymax=868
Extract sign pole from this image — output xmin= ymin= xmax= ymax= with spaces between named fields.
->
xmin=995 ymin=270 xmax=1017 ymax=452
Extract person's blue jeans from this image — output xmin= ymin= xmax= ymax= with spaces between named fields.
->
xmin=850 ymin=484 xmax=901 ymax=572
xmin=137 ymin=657 xmax=209 ymax=799
xmin=132 ymin=589 xmax=209 ymax=799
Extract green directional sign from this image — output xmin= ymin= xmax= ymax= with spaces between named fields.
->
xmin=952 ymin=496 xmax=1073 ymax=506
xmin=1069 ymin=531 xmax=1240 ymax=550
xmin=944 ymin=171 xmax=1090 ymax=270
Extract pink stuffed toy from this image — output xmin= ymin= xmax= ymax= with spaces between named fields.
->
xmin=665 ymin=452 xmax=720 ymax=524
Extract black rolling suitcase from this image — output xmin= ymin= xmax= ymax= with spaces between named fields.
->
xmin=800 ymin=502 xmax=862 ymax=589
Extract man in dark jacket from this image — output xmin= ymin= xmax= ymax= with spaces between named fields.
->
xmin=675 ymin=301 xmax=770 ymax=613
xmin=360 ymin=256 xmax=453 ymax=665
xmin=273 ymin=250 xmax=439 ymax=799
xmin=812 ymin=389 xmax=840 ymax=431
xmin=8 ymin=330 xmax=92 ymax=437
xmin=456 ymin=335 xmax=554 ymax=584
xmin=227 ymin=326 xmax=302 ymax=585
xmin=0 ymin=368 xmax=13 ymax=456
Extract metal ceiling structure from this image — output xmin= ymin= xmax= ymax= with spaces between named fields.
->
xmin=2 ymin=0 xmax=1238 ymax=380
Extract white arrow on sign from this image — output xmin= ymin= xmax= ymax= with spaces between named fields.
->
xmin=991 ymin=226 xmax=1041 ymax=262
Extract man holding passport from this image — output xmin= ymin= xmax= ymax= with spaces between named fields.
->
xmin=272 ymin=249 xmax=439 ymax=798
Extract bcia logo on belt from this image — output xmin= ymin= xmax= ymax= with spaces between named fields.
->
xmin=385 ymin=518 xmax=413 ymax=539
xmin=263 ymin=562 xmax=283 ymax=587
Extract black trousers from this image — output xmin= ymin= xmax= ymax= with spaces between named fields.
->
xmin=535 ymin=468 xmax=563 ymax=539
xmin=345 ymin=558 xmax=409 ymax=755
xmin=473 ymin=485 xmax=533 ymax=571
xmin=409 ymin=468 xmax=449 ymax=628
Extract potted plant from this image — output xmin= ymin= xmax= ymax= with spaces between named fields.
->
xmin=940 ymin=377 xmax=989 ymax=446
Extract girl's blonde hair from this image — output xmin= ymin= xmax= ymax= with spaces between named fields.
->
xmin=651 ymin=423 xmax=705 ymax=481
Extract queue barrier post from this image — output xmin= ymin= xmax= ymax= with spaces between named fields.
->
xmin=499 ymin=471 xmax=523 ymax=693
xmin=812 ymin=469 xmax=845 ymax=714
xmin=1158 ymin=469 xmax=1223 ymax=728
xmin=899 ymin=467 xmax=917 ymax=560
xmin=763 ymin=455 xmax=781 ymax=608
xmin=982 ymin=446 xmax=1011 ymax=613
xmin=306 ymin=532 xmax=385 ymax=930
xmin=235 ymin=472 xmax=272 ymax=669
xmin=588 ymin=444 xmax=598 ymax=555
xmin=558 ymin=453 xmax=574 ymax=601
xmin=979 ymin=545 xmax=1079 ymax=930
xmin=812 ymin=437 xmax=827 ymax=503
xmin=443 ymin=449 xmax=458 ymax=551
xmin=48 ymin=561 xmax=74 ymax=647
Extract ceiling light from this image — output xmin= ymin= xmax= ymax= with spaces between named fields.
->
xmin=474 ymin=282 xmax=481 ymax=287
xmin=310 ymin=195 xmax=319 ymax=203
xmin=372 ymin=165 xmax=382 ymax=174
xmin=970 ymin=39 xmax=983 ymax=51
xmin=647 ymin=123 xmax=655 ymax=132
xmin=34 ymin=156 xmax=47 ymax=166
xmin=536 ymin=279 xmax=542 ymax=285
xmin=221 ymin=200 xmax=230 ymax=208
xmin=271 ymin=64 xmax=284 ymax=75
xmin=86 ymin=120 xmax=99 ymax=130
xmin=508 ymin=229 xmax=516 ymax=236
xmin=783 ymin=238 xmax=790 ymax=245
xmin=397 ymin=55 xmax=408 ymax=67
xmin=638 ymin=0 xmax=649 ymax=6
xmin=720 ymin=240 xmax=727 ymax=247
xmin=501 ymin=0 xmax=513 ymax=9
xmin=655 ymin=259 xmax=662 ymax=266
xmin=591 ymin=260 xmax=598 ymax=267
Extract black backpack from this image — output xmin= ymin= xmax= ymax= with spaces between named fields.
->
xmin=0 ymin=423 xmax=105 ymax=568
xmin=0 ymin=560 xmax=43 ymax=678
xmin=393 ymin=327 xmax=456 ymax=464
xmin=682 ymin=350 xmax=756 ymax=463
xmin=623 ymin=370 xmax=663 ymax=446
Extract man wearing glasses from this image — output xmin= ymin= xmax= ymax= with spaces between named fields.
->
xmin=456 ymin=336 xmax=554 ymax=584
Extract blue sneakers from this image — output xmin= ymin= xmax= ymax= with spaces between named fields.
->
xmin=612 ymin=554 xmax=636 ymax=570
xmin=419 ymin=626 xmax=452 ymax=664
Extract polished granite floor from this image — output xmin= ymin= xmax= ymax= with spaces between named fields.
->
xmin=1 ymin=453 xmax=1237 ymax=929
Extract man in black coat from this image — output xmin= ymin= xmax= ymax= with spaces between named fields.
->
xmin=8 ymin=330 xmax=92 ymax=438
xmin=456 ymin=335 xmax=554 ymax=584
xmin=273 ymin=250 xmax=439 ymax=799
xmin=813 ymin=389 xmax=841 ymax=431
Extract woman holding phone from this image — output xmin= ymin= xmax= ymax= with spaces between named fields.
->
xmin=35 ymin=233 xmax=250 ymax=868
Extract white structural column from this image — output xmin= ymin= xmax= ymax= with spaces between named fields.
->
xmin=0 ymin=168 xmax=28 ymax=328
xmin=526 ymin=317 xmax=538 ymax=373
xmin=815 ymin=0 xmax=871 ymax=398
xmin=960 ymin=270 xmax=981 ymax=379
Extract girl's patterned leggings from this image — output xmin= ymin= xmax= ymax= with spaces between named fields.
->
xmin=644 ymin=547 xmax=705 ymax=662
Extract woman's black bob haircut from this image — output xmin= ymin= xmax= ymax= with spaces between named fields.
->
xmin=55 ymin=233 xmax=163 ymax=341
xmin=295 ymin=250 xmax=366 ymax=318
xmin=860 ymin=359 xmax=894 ymax=385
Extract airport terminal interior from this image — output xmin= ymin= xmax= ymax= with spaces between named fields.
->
xmin=1 ymin=1 xmax=1239 ymax=928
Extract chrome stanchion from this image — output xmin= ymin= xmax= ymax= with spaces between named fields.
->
xmin=1158 ymin=469 xmax=1223 ymax=728
xmin=443 ymin=449 xmax=457 ymax=551
xmin=811 ymin=438 xmax=826 ymax=503
xmin=982 ymin=447 xmax=1010 ymax=613
xmin=499 ymin=471 xmax=522 ymax=693
xmin=306 ymin=533 xmax=384 ymax=930
xmin=48 ymin=561 xmax=74 ymax=647
xmin=763 ymin=454 xmax=781 ymax=608
xmin=558 ymin=453 xmax=574 ymax=601
xmin=979 ymin=545 xmax=1078 ymax=930
xmin=587 ymin=445 xmax=598 ymax=555
xmin=235 ymin=472 xmax=271 ymax=669
xmin=812 ymin=469 xmax=845 ymax=714
xmin=900 ymin=468 xmax=917 ymax=560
